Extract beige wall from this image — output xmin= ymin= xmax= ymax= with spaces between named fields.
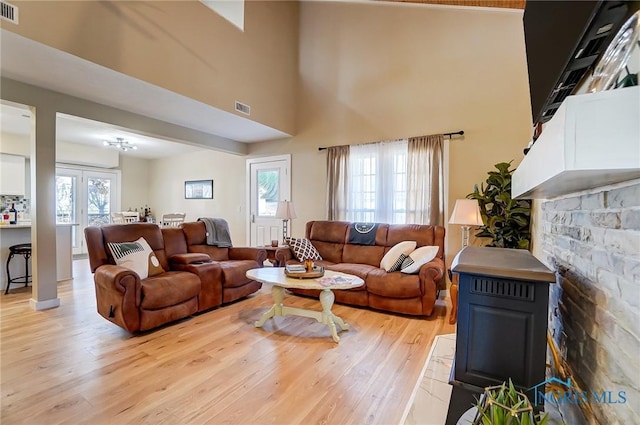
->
xmin=0 ymin=132 xmax=30 ymax=156
xmin=5 ymin=0 xmax=299 ymax=135
xmin=119 ymin=155 xmax=151 ymax=214
xmin=249 ymin=1 xmax=533 ymax=274
xmin=148 ymin=149 xmax=247 ymax=242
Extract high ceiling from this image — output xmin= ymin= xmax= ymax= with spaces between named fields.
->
xmin=385 ymin=0 xmax=525 ymax=9
xmin=1 ymin=0 xmax=526 ymax=160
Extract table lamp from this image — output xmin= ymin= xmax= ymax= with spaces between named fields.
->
xmin=448 ymin=199 xmax=483 ymax=248
xmin=448 ymin=198 xmax=483 ymax=326
xmin=275 ymin=200 xmax=297 ymax=244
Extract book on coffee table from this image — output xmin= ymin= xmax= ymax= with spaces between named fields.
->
xmin=285 ymin=264 xmax=306 ymax=273
xmin=315 ymin=276 xmax=354 ymax=287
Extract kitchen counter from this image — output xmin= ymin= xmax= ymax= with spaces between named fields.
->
xmin=0 ymin=223 xmax=78 ymax=229
xmin=0 ymin=223 xmax=32 ymax=229
xmin=1 ymin=223 xmax=77 ymax=288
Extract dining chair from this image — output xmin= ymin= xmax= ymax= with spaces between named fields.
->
xmin=122 ymin=212 xmax=140 ymax=223
xmin=161 ymin=213 xmax=186 ymax=228
xmin=110 ymin=212 xmax=125 ymax=224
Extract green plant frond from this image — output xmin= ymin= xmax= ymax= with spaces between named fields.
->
xmin=536 ymin=412 xmax=550 ymax=425
xmin=496 ymin=192 xmax=512 ymax=204
xmin=495 ymin=161 xmax=513 ymax=173
xmin=510 ymin=207 xmax=531 ymax=215
xmin=468 ymin=162 xmax=531 ymax=249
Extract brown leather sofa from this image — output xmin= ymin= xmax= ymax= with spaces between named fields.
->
xmin=275 ymin=221 xmax=445 ymax=316
xmin=85 ymin=222 xmax=266 ymax=332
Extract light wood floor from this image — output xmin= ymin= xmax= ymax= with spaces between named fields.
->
xmin=1 ymin=260 xmax=455 ymax=425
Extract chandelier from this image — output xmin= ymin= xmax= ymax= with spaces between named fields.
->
xmin=103 ymin=137 xmax=137 ymax=152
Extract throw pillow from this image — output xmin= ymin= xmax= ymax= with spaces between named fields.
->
xmin=400 ymin=245 xmax=439 ymax=274
xmin=380 ymin=241 xmax=417 ymax=272
xmin=285 ymin=237 xmax=323 ymax=262
xmin=107 ymin=237 xmax=165 ymax=279
xmin=387 ymin=253 xmax=409 ymax=272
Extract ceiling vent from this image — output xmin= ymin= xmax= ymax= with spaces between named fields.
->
xmin=0 ymin=1 xmax=18 ymax=24
xmin=235 ymin=101 xmax=250 ymax=116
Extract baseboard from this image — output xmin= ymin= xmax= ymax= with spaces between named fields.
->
xmin=29 ymin=297 xmax=61 ymax=310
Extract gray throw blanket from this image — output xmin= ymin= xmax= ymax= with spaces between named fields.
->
xmin=348 ymin=222 xmax=379 ymax=245
xmin=198 ymin=217 xmax=232 ymax=248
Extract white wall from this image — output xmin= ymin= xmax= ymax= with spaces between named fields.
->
xmin=148 ymin=149 xmax=247 ymax=243
xmin=57 ymin=141 xmax=119 ymax=168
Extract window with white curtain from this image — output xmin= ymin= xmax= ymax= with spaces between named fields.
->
xmin=346 ymin=140 xmax=408 ymax=224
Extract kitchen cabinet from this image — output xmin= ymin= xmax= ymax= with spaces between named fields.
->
xmin=0 ymin=154 xmax=26 ymax=196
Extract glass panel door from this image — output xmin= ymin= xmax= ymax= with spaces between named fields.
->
xmin=56 ymin=167 xmax=119 ymax=255
xmin=248 ymin=156 xmax=290 ymax=247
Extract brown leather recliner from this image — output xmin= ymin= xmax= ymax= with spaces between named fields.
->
xmin=275 ymin=221 xmax=446 ymax=316
xmin=85 ymin=222 xmax=267 ymax=332
xmin=85 ymin=223 xmax=201 ymax=332
xmin=177 ymin=222 xmax=266 ymax=305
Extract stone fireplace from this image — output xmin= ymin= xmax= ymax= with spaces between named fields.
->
xmin=532 ymin=180 xmax=639 ymax=424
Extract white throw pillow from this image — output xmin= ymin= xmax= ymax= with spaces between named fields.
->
xmin=285 ymin=237 xmax=323 ymax=262
xmin=107 ymin=237 xmax=165 ymax=279
xmin=400 ymin=245 xmax=439 ymax=274
xmin=380 ymin=241 xmax=417 ymax=272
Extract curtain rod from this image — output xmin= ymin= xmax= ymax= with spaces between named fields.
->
xmin=317 ymin=130 xmax=464 ymax=151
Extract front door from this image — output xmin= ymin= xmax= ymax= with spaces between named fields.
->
xmin=56 ymin=166 xmax=120 ymax=255
xmin=246 ymin=155 xmax=291 ymax=247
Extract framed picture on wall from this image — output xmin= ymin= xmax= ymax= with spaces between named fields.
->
xmin=185 ymin=179 xmax=213 ymax=199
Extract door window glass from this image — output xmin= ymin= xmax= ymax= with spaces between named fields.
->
xmin=87 ymin=177 xmax=112 ymax=227
xmin=56 ymin=175 xmax=76 ymax=224
xmin=257 ymin=169 xmax=279 ymax=217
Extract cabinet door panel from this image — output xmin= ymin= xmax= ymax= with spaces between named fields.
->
xmin=0 ymin=154 xmax=25 ymax=196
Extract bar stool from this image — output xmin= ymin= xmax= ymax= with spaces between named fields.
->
xmin=5 ymin=243 xmax=32 ymax=294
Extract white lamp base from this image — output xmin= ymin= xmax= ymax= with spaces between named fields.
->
xmin=461 ymin=225 xmax=471 ymax=248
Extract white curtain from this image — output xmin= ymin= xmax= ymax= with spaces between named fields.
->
xmin=347 ymin=140 xmax=407 ymax=224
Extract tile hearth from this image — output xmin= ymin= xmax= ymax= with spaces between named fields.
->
xmin=400 ymin=333 xmax=564 ymax=425
xmin=401 ymin=333 xmax=456 ymax=425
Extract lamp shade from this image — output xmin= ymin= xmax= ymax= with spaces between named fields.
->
xmin=448 ymin=199 xmax=483 ymax=226
xmin=275 ymin=201 xmax=297 ymax=220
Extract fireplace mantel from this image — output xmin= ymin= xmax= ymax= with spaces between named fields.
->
xmin=512 ymin=86 xmax=640 ymax=199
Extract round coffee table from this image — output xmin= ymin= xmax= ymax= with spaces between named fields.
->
xmin=246 ymin=267 xmax=364 ymax=343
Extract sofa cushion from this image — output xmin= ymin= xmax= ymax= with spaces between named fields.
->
xmin=401 ymin=246 xmax=439 ymax=274
xmin=324 ymin=263 xmax=376 ymax=289
xmin=286 ymin=237 xmax=323 ymax=261
xmin=342 ymin=244 xmax=386 ymax=267
xmin=380 ymin=241 xmax=416 ymax=272
xmin=219 ymin=260 xmax=259 ymax=288
xmin=108 ymin=237 xmax=165 ymax=279
xmin=366 ymin=268 xmax=422 ymax=298
xmin=140 ymin=271 xmax=200 ymax=309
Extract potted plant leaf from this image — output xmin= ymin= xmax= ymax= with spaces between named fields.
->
xmin=462 ymin=379 xmax=550 ymax=425
xmin=468 ymin=161 xmax=531 ymax=249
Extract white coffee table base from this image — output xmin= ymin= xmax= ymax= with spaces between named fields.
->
xmin=255 ymin=285 xmax=349 ymax=343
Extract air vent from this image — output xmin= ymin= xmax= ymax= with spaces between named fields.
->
xmin=470 ymin=277 xmax=535 ymax=301
xmin=0 ymin=1 xmax=18 ymax=24
xmin=235 ymin=101 xmax=250 ymax=116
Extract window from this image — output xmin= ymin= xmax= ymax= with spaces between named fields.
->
xmin=346 ymin=140 xmax=407 ymax=224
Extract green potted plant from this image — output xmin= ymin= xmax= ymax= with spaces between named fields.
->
xmin=468 ymin=379 xmax=549 ymax=425
xmin=468 ymin=161 xmax=531 ymax=249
